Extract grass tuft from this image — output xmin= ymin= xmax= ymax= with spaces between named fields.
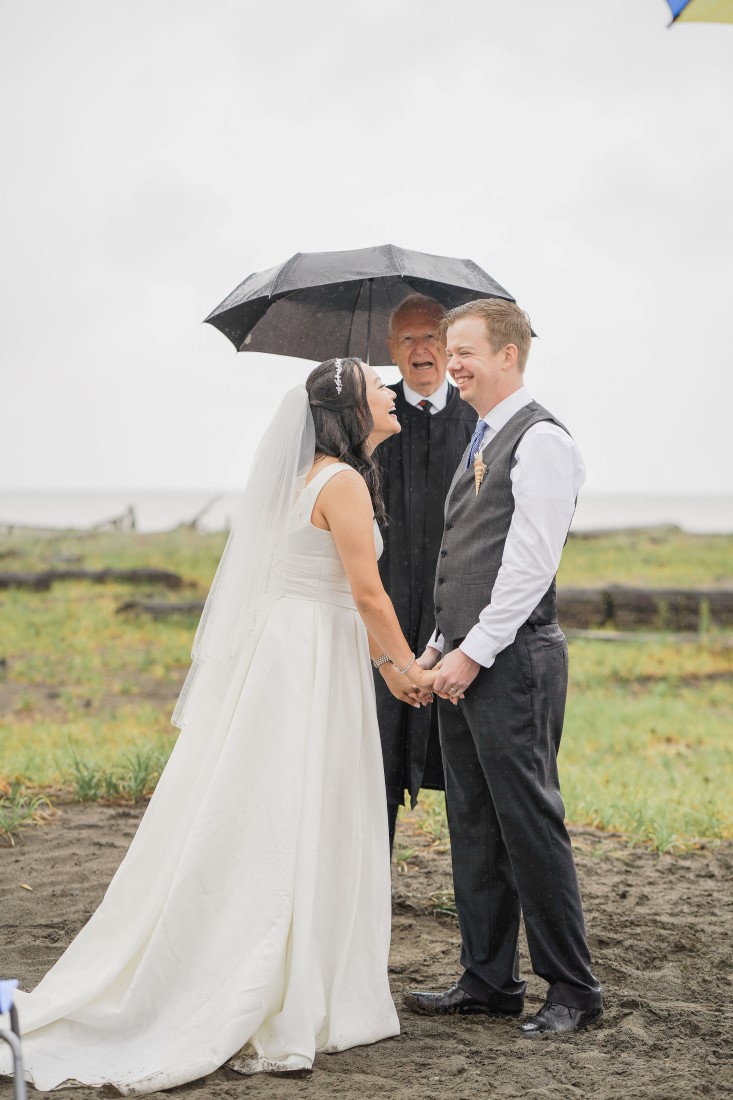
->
xmin=0 ymin=787 xmax=54 ymax=846
xmin=431 ymin=888 xmax=458 ymax=919
xmin=64 ymin=743 xmax=173 ymax=803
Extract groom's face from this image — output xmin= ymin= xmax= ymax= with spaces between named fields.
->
xmin=446 ymin=317 xmax=512 ymax=416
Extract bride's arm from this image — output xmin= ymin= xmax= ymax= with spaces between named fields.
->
xmin=316 ymin=469 xmax=436 ymax=693
xmin=367 ymin=633 xmax=433 ymax=707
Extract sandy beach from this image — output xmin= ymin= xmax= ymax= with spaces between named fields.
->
xmin=2 ymin=803 xmax=731 ymax=1100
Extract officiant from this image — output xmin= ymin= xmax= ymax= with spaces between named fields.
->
xmin=374 ymin=294 xmax=476 ymax=850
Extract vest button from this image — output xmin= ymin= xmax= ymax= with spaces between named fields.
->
xmin=437 ymin=577 xmax=445 ymax=585
xmin=446 ymin=522 xmax=453 ymax=530
xmin=440 ymin=550 xmax=447 ymax=558
xmin=435 ymin=605 xmax=442 ymax=614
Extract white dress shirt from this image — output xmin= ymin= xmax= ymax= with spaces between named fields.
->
xmin=402 ymin=377 xmax=450 ymax=413
xmin=429 ymin=387 xmax=585 ymax=668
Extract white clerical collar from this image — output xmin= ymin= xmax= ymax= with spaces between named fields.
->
xmin=402 ymin=377 xmax=450 ymax=412
xmin=482 ymin=386 xmax=533 ymax=435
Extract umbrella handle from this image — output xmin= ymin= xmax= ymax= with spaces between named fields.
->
xmin=365 ymin=279 xmax=372 ymax=365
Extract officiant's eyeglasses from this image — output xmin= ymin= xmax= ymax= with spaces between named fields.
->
xmin=397 ymin=333 xmax=438 ymax=345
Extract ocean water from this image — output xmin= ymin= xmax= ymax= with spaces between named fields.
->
xmin=1 ymin=490 xmax=732 ymax=535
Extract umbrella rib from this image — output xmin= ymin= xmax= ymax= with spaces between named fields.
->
xmin=344 ymin=284 xmax=362 ymax=359
xmin=270 ymin=253 xmax=303 ymax=297
xmin=386 ymin=243 xmax=403 ymax=277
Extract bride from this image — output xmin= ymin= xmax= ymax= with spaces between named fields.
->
xmin=1 ymin=357 xmax=437 ymax=1095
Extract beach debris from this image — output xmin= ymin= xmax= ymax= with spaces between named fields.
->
xmin=179 ymin=495 xmax=222 ymax=531
xmin=557 ymin=588 xmax=611 ymax=629
xmin=568 ymin=524 xmax=682 ymax=541
xmin=0 ymin=568 xmax=185 ymax=592
xmin=0 ymin=572 xmax=53 ymax=591
xmin=116 ymin=599 xmax=205 ymax=618
xmin=0 ymin=506 xmax=137 ymax=536
xmin=556 ymin=587 xmax=733 ymax=631
xmin=89 ymin=506 xmax=137 ymax=532
xmin=609 ymin=586 xmax=733 ymax=631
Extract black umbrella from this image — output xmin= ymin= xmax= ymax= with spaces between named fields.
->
xmin=204 ymin=243 xmax=520 ymax=364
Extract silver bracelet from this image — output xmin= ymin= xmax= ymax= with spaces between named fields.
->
xmin=372 ymin=653 xmax=391 ymax=669
xmin=392 ymin=654 xmax=416 ymax=676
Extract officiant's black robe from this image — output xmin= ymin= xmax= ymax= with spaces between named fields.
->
xmin=374 ymin=381 xmax=476 ymax=808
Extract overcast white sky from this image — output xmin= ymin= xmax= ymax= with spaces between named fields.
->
xmin=1 ymin=0 xmax=731 ymax=494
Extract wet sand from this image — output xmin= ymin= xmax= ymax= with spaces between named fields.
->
xmin=1 ymin=804 xmax=731 ymax=1099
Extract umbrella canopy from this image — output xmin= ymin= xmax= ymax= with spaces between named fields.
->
xmin=204 ymin=244 xmax=520 ymax=364
xmin=665 ymin=0 xmax=733 ymax=23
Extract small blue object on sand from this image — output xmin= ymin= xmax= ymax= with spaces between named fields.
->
xmin=0 ymin=979 xmax=27 ymax=1100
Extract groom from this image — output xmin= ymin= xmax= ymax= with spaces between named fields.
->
xmin=405 ymin=299 xmax=603 ymax=1037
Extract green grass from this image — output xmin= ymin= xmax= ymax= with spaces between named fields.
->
xmin=66 ymin=743 xmax=173 ymax=802
xmin=1 ymin=707 xmax=177 ymax=788
xmin=414 ymin=790 xmax=450 ymax=849
xmin=0 ymin=787 xmax=53 ymax=845
xmin=561 ymin=528 xmax=733 ymax=588
xmin=562 ymin=636 xmax=732 ymax=850
xmin=1 ymin=527 xmax=732 ymax=850
xmin=1 ymin=584 xmax=194 ymax=688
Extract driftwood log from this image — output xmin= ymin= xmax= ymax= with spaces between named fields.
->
xmin=111 ymin=587 xmax=733 ymax=632
xmin=556 ymin=588 xmax=610 ymax=629
xmin=0 ymin=571 xmax=55 ymax=591
xmin=557 ymin=587 xmax=733 ymax=631
xmin=0 ymin=507 xmax=138 ymax=536
xmin=0 ymin=568 xmax=184 ymax=592
xmin=3 ymin=568 xmax=732 ymax=632
xmin=565 ymin=629 xmax=733 ymax=646
xmin=567 ymin=524 xmax=682 ymax=541
xmin=116 ymin=599 xmax=205 ymax=618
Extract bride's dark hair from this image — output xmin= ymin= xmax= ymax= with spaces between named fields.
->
xmin=306 ymin=357 xmax=386 ymax=526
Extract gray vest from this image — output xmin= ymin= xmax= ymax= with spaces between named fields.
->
xmin=434 ymin=401 xmax=571 ymax=643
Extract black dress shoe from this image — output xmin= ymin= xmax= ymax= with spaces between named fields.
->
xmin=518 ymin=1001 xmax=603 ymax=1038
xmin=403 ymin=983 xmax=521 ymax=1017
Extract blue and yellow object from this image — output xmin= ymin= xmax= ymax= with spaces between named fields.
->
xmin=665 ymin=0 xmax=733 ymax=23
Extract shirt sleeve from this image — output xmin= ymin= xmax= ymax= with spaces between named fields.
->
xmin=427 ymin=629 xmax=445 ymax=654
xmin=459 ymin=423 xmax=585 ymax=668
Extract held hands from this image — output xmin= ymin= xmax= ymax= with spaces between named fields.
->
xmin=380 ymin=647 xmax=480 ymax=707
xmin=432 ymin=648 xmax=481 ymax=705
xmin=379 ymin=663 xmax=433 ymax=708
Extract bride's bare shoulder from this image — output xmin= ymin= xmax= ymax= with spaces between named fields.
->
xmin=310 ymin=463 xmax=371 ymax=527
xmin=305 ymin=457 xmax=364 ymax=491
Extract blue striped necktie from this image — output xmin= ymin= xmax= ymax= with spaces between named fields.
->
xmin=466 ymin=419 xmax=487 ymax=470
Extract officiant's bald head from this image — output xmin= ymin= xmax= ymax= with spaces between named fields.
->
xmin=387 ymin=294 xmax=448 ymax=398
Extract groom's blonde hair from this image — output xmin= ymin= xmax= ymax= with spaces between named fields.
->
xmin=441 ymin=299 xmax=533 ymax=372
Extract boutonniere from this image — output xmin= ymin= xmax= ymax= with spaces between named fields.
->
xmin=474 ymin=452 xmax=487 ymax=496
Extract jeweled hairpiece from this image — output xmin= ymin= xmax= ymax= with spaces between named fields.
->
xmin=334 ymin=359 xmax=343 ymax=395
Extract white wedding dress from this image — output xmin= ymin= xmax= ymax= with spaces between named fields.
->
xmin=1 ymin=462 xmax=399 ymax=1095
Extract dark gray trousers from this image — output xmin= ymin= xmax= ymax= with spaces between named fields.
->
xmin=438 ymin=625 xmax=602 ymax=1012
